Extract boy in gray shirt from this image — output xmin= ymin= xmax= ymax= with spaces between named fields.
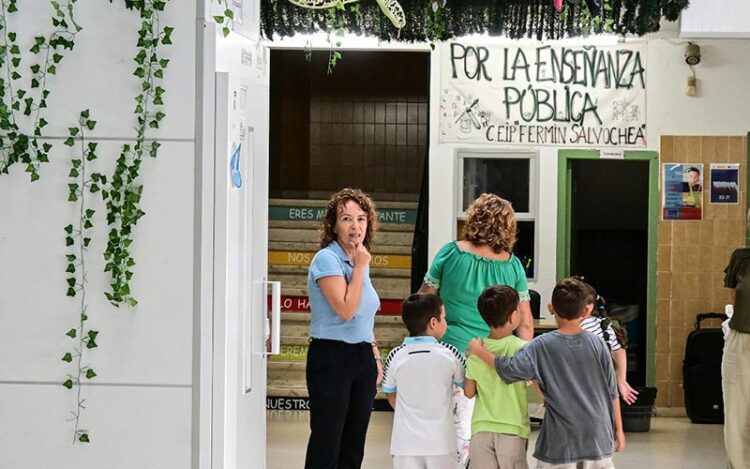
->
xmin=468 ymin=277 xmax=625 ymax=468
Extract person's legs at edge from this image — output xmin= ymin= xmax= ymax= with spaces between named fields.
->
xmin=337 ymin=342 xmax=377 ymax=469
xmin=722 ymin=329 xmax=750 ymax=469
xmin=305 ymin=340 xmax=354 ymax=469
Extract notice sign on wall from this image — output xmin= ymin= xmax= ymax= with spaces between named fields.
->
xmin=440 ymin=42 xmax=647 ymax=147
xmin=710 ymin=163 xmax=740 ymax=204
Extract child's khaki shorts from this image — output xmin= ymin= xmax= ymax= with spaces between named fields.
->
xmin=469 ymin=432 xmax=529 ymax=469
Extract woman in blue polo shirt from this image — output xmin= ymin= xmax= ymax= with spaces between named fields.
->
xmin=304 ymin=188 xmax=382 ymax=469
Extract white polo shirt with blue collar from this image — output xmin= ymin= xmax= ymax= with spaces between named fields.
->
xmin=307 ymin=241 xmax=380 ymax=344
xmin=382 ymin=336 xmax=466 ymax=456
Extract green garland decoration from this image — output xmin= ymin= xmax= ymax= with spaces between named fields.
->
xmin=261 ymin=0 xmax=689 ymax=42
xmin=0 ymin=0 xmax=80 ymax=181
xmin=62 ymin=109 xmax=102 ymax=444
xmin=102 ymin=0 xmax=172 ymax=307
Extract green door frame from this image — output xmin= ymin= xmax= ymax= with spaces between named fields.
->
xmin=556 ymin=149 xmax=659 ymax=386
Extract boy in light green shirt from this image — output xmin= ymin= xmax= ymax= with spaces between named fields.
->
xmin=464 ymin=285 xmax=530 ymax=469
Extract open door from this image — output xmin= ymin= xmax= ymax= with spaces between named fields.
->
xmin=557 ymin=150 xmax=659 ymax=386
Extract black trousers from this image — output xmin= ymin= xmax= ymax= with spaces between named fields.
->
xmin=304 ymin=338 xmax=377 ymax=469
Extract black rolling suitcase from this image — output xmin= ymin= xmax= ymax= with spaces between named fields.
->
xmin=683 ymin=312 xmax=728 ymax=424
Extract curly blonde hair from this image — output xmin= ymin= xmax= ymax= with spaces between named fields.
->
xmin=463 ymin=193 xmax=517 ymax=253
xmin=320 ymin=188 xmax=378 ymax=250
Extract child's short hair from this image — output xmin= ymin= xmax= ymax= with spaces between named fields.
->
xmin=551 ymin=277 xmax=588 ymax=320
xmin=402 ymin=293 xmax=444 ymax=336
xmin=477 ymin=285 xmax=519 ymax=328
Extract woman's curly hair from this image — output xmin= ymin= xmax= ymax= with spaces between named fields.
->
xmin=320 ymin=188 xmax=378 ymax=250
xmin=463 ymin=193 xmax=517 ymax=253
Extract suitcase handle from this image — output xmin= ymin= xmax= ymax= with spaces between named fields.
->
xmin=695 ymin=312 xmax=729 ymax=329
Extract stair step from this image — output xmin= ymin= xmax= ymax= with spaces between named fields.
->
xmin=270 ymin=264 xmax=411 ymax=279
xmin=270 ymin=228 xmax=413 ymax=247
xmin=271 ymin=275 xmax=410 ymax=298
xmin=278 ymin=336 xmax=405 ymax=349
xmin=278 ymin=287 xmax=409 ymax=300
xmin=281 ymin=312 xmax=403 ymax=324
xmin=270 ymin=198 xmax=418 ymax=209
xmin=266 ymin=384 xmax=389 ymax=400
xmin=269 ymin=241 xmax=412 ymax=255
xmin=281 ymin=327 xmax=407 ymax=344
xmin=270 ymin=220 xmax=415 ymax=232
xmin=280 ymin=313 xmax=407 ymax=343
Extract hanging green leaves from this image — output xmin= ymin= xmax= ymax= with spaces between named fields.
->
xmin=0 ymin=0 xmax=81 ymax=181
xmin=62 ymin=109 xmax=102 ymax=444
xmin=261 ymin=0 xmax=689 ymax=42
xmin=212 ymin=0 xmax=235 ymax=37
xmin=103 ymin=0 xmax=171 ymax=307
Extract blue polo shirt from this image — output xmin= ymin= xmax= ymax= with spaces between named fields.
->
xmin=307 ymin=241 xmax=380 ymax=344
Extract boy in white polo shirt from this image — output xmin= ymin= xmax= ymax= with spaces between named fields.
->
xmin=382 ymin=293 xmax=465 ymax=469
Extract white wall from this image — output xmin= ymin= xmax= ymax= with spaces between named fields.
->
xmin=0 ymin=2 xmax=197 ymax=467
xmin=428 ymin=38 xmax=750 ymax=312
xmin=680 ymin=0 xmax=750 ymax=38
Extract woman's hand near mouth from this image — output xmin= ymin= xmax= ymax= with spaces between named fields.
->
xmin=350 ymin=241 xmax=371 ymax=268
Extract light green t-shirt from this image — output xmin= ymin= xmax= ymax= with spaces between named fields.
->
xmin=466 ymin=336 xmax=530 ymax=439
xmin=424 ymin=241 xmax=530 ymax=354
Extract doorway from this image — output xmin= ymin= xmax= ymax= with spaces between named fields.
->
xmin=265 ymin=49 xmax=431 ymax=411
xmin=557 ymin=150 xmax=659 ymax=386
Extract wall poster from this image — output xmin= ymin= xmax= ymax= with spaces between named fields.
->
xmin=662 ymin=163 xmax=703 ymax=220
xmin=710 ymin=163 xmax=740 ymax=204
xmin=440 ymin=42 xmax=647 ymax=147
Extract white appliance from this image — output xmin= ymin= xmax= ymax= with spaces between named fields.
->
xmin=197 ymin=19 xmax=278 ymax=469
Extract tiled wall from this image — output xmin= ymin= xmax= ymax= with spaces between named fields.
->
xmin=656 ymin=135 xmax=747 ymax=408
xmin=270 ymin=50 xmax=430 ymax=201
xmin=308 ymin=97 xmax=428 ymax=198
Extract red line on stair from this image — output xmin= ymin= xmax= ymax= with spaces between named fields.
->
xmin=268 ymin=295 xmax=403 ymax=315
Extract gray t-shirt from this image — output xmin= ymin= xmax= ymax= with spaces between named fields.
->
xmin=494 ymin=330 xmax=618 ymax=464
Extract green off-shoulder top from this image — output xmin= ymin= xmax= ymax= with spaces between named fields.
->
xmin=424 ymin=241 xmax=530 ymax=354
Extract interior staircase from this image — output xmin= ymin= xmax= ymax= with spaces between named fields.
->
xmin=267 ymin=199 xmax=417 ymax=403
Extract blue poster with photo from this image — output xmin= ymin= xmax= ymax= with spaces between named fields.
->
xmin=710 ymin=164 xmax=739 ymax=204
xmin=662 ymin=163 xmax=703 ymax=220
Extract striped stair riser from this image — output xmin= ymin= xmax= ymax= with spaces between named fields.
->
xmin=269 ymin=205 xmax=417 ymax=225
xmin=270 ymin=264 xmax=410 ymax=279
xmin=268 ymin=295 xmax=405 ymax=315
xmin=270 ymin=274 xmax=411 ymax=299
xmin=270 ymin=228 xmax=414 ymax=246
xmin=269 ymin=344 xmax=395 ymax=365
xmin=269 ymin=249 xmax=411 ymax=268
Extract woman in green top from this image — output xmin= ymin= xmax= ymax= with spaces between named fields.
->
xmin=419 ymin=193 xmax=533 ymax=465
xmin=419 ymin=193 xmax=534 ymax=352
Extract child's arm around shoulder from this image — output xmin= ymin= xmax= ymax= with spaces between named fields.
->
xmin=467 ymin=337 xmax=540 ymax=384
xmin=467 ymin=338 xmax=495 ymax=368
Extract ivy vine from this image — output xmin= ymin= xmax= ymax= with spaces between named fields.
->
xmin=102 ymin=0 xmax=172 ymax=307
xmin=62 ymin=109 xmax=101 ymax=444
xmin=212 ymin=0 xmax=235 ymax=38
xmin=0 ymin=0 xmax=80 ymax=181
